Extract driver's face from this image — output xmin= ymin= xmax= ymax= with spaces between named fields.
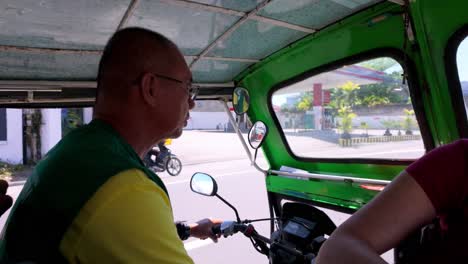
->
xmin=155 ymin=55 xmax=194 ymax=139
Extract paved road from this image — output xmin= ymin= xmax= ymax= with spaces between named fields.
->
xmin=1 ymin=130 xmax=400 ymax=262
xmin=0 ymin=158 xmax=393 ymax=263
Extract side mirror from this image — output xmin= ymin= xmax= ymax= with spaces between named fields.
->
xmin=190 ymin=172 xmax=241 ymax=222
xmin=190 ymin=172 xmax=218 ymax=196
xmin=248 ymin=121 xmax=268 ymax=149
xmin=232 ymin=87 xmax=250 ymax=115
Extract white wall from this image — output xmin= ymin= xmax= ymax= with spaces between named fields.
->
xmin=0 ymin=109 xmax=23 ymax=164
xmin=83 ymin=107 xmax=93 ymax=124
xmin=40 ymin=109 xmax=62 ymax=156
xmin=185 ymin=112 xmax=229 ymax=130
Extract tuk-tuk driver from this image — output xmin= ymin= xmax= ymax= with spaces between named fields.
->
xmin=0 ymin=27 xmax=220 ymax=263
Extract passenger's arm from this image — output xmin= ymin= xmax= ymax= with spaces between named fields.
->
xmin=316 ymin=171 xmax=436 ymax=264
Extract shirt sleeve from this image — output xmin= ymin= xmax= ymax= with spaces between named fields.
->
xmin=60 ymin=169 xmax=194 ymax=264
xmin=406 ymin=140 xmax=467 ymax=213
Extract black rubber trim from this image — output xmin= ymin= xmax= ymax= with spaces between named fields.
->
xmin=444 ymin=25 xmax=468 ymax=138
xmin=267 ymin=48 xmax=434 ymax=166
xmin=270 ymin=192 xmax=356 ymax=215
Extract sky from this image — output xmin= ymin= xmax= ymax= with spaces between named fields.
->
xmin=457 ymin=37 xmax=468 ymax=82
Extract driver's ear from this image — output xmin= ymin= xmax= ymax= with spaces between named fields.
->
xmin=140 ymin=72 xmax=160 ymax=107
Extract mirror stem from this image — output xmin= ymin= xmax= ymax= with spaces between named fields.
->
xmin=252 ymin=149 xmax=258 ymax=165
xmin=215 ymin=194 xmax=241 ymax=223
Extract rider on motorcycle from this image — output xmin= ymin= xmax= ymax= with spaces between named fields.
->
xmin=146 ymin=139 xmax=171 ymax=168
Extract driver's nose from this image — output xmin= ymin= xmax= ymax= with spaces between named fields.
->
xmin=188 ymin=97 xmax=195 ymax=110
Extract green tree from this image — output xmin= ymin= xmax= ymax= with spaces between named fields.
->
xmin=402 ymin=109 xmax=416 ymax=135
xmin=295 ymin=92 xmax=313 ymax=112
xmin=337 ymin=106 xmax=356 ymax=139
xmin=360 ymin=121 xmax=369 ymax=137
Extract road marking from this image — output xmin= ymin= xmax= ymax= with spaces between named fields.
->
xmin=184 ymin=239 xmax=213 ymax=251
xmin=165 ymin=169 xmax=254 ymax=185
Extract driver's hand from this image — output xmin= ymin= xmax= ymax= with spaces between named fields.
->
xmin=0 ymin=180 xmax=13 ymax=216
xmin=189 ymin=218 xmax=223 ymax=243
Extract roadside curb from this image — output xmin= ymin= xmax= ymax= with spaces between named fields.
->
xmin=9 ymin=180 xmax=26 ymax=187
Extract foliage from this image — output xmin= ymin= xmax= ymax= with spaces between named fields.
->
xmin=402 ymin=109 xmax=416 ymax=134
xmin=337 ymin=106 xmax=356 ymax=137
xmin=360 ymin=122 xmax=369 ymax=136
xmin=332 ymin=81 xmax=360 ymax=107
xmin=0 ymin=161 xmax=26 ymax=180
xmin=381 ymin=119 xmax=399 ymax=129
xmin=295 ymin=92 xmax=313 ymax=112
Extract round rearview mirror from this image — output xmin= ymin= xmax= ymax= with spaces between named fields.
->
xmin=232 ymin=87 xmax=250 ymax=115
xmin=248 ymin=121 xmax=268 ymax=149
xmin=190 ymin=172 xmax=218 ymax=196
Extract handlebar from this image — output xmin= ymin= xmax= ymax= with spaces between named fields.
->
xmin=212 ymin=221 xmax=269 ymax=242
xmin=212 ymin=220 xmax=316 ymax=263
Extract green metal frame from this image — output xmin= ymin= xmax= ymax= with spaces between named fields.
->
xmin=236 ymin=0 xmax=468 ymax=210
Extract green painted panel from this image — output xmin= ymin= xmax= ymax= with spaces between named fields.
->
xmin=239 ymin=3 xmax=409 ymax=206
xmin=266 ymin=175 xmax=382 ymax=210
xmin=0 ymin=0 xmax=130 ymax=50
xmin=208 ymin=20 xmax=307 ymax=59
xmin=258 ymin=0 xmax=381 ymax=29
xmin=127 ymin=0 xmax=239 ymax=56
xmin=407 ymin=0 xmax=468 ymax=144
xmin=236 ymin=0 xmax=468 ymax=207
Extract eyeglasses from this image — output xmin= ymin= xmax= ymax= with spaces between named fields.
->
xmin=152 ymin=73 xmax=199 ymax=100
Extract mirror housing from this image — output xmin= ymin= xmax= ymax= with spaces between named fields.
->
xmin=190 ymin=172 xmax=218 ymax=196
xmin=232 ymin=87 xmax=250 ymax=115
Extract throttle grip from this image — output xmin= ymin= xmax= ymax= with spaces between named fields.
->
xmin=212 ymin=223 xmax=221 ymax=235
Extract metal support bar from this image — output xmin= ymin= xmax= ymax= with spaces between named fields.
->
xmin=200 ymin=56 xmax=259 ymax=63
xmin=220 ymin=100 xmax=266 ymax=174
xmin=0 ymin=80 xmax=96 ymax=89
xmin=250 ymin=15 xmax=316 ymax=33
xmin=189 ymin=0 xmax=272 ymax=68
xmin=117 ymin=0 xmax=140 ymax=30
xmin=158 ymin=0 xmax=244 ymax=16
xmin=0 ymin=45 xmax=102 ymax=55
xmin=0 ymin=80 xmax=234 ymax=89
xmin=269 ymin=170 xmax=391 ymax=185
xmin=193 ymin=82 xmax=234 ymax=88
xmin=221 ymin=100 xmax=252 ymax=162
xmin=0 ymin=97 xmax=95 ymax=104
xmin=161 ymin=0 xmax=315 ymax=34
xmin=388 ymin=0 xmax=405 ymax=5
xmin=0 ymin=88 xmax=62 ymax=92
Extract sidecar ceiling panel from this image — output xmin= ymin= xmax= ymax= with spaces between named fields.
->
xmin=0 ymin=0 xmax=385 ymax=105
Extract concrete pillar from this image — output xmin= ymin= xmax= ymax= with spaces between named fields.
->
xmin=40 ymin=109 xmax=62 ymax=156
xmin=313 ymin=83 xmax=323 ymax=130
xmin=83 ymin=107 xmax=93 ymax=124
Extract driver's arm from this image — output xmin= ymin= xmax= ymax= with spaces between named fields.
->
xmin=316 ymin=171 xmax=436 ymax=264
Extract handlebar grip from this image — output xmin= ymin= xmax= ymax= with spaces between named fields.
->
xmin=212 ymin=223 xmax=221 ymax=235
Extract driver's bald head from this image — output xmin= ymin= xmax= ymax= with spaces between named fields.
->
xmin=96 ymin=27 xmax=184 ymax=100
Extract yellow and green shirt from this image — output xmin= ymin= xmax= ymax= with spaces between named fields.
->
xmin=0 ymin=119 xmax=193 ymax=264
